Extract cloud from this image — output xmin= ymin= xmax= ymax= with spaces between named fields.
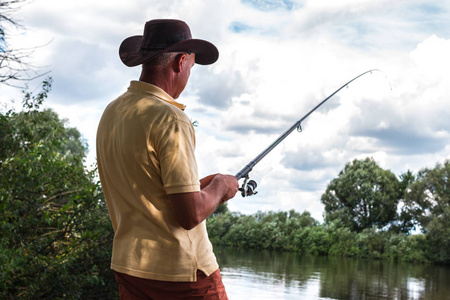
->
xmin=281 ymin=147 xmax=346 ymax=171
xmin=47 ymin=39 xmax=121 ymax=103
xmin=188 ymin=67 xmax=251 ymax=109
xmin=241 ymin=0 xmax=299 ymax=11
xmin=225 ymin=119 xmax=287 ymax=135
xmin=3 ymin=0 xmax=450 ymax=219
xmin=346 ymin=35 xmax=450 ymax=156
xmin=352 ymin=126 xmax=448 ymax=155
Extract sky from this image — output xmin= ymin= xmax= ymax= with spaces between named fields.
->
xmin=2 ymin=0 xmax=450 ymax=221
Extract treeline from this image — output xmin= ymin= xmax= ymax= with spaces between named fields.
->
xmin=207 ymin=210 xmax=430 ymax=263
xmin=207 ymin=157 xmax=450 ymax=265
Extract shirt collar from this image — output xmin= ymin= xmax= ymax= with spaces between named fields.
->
xmin=128 ymin=80 xmax=186 ymax=111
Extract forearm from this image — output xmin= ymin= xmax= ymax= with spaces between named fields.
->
xmin=169 ymin=174 xmax=238 ymax=230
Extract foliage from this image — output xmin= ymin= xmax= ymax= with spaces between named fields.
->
xmin=207 ymin=210 xmax=317 ymax=252
xmin=0 ymin=81 xmax=116 ymax=299
xmin=321 ymin=158 xmax=400 ymax=232
xmin=388 ymin=170 xmax=418 ymax=233
xmin=207 ymin=210 xmax=430 ymax=264
xmin=207 ymin=158 xmax=450 ymax=265
xmin=212 ymin=202 xmax=229 ymax=216
xmin=403 ymin=161 xmax=450 ymax=263
xmin=208 ymin=158 xmax=450 ymax=264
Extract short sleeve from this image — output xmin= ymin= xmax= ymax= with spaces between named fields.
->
xmin=155 ymin=119 xmax=200 ymax=194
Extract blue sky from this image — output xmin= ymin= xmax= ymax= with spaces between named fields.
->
xmin=2 ymin=0 xmax=450 ymax=220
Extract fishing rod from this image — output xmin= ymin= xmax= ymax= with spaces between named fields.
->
xmin=236 ymin=69 xmax=382 ymax=197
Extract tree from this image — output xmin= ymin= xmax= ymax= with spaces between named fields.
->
xmin=0 ymin=81 xmax=116 ymax=299
xmin=387 ymin=170 xmax=416 ymax=233
xmin=402 ymin=161 xmax=450 ymax=230
xmin=1 ymin=0 xmax=48 ymax=86
xmin=402 ymin=161 xmax=450 ymax=263
xmin=212 ymin=202 xmax=229 ymax=216
xmin=321 ymin=158 xmax=400 ymax=232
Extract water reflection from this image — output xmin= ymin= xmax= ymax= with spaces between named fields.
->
xmin=215 ymin=247 xmax=450 ymax=300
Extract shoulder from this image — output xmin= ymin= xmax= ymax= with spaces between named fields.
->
xmin=138 ymin=97 xmax=192 ymax=128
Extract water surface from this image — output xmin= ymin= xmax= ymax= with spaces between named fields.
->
xmin=216 ymin=247 xmax=450 ymax=300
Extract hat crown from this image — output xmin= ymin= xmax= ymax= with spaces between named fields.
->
xmin=141 ymin=19 xmax=192 ymax=50
xmin=119 ymin=19 xmax=218 ymax=67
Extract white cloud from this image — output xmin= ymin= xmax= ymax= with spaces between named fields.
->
xmin=2 ymin=0 xmax=450 ymax=219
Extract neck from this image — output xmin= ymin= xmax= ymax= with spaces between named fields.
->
xmin=139 ymin=67 xmax=178 ymax=98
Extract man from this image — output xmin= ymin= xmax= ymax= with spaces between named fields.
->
xmin=96 ymin=19 xmax=239 ymax=299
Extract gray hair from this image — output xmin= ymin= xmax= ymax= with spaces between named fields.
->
xmin=143 ymin=52 xmax=179 ymax=69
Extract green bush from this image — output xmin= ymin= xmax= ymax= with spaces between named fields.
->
xmin=207 ymin=209 xmax=435 ymax=265
xmin=0 ymin=83 xmax=116 ymax=299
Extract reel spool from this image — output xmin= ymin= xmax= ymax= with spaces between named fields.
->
xmin=239 ymin=176 xmax=258 ymax=197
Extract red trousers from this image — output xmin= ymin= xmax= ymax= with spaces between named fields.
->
xmin=114 ymin=269 xmax=228 ymax=300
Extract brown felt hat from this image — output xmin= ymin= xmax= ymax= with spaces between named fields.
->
xmin=119 ymin=19 xmax=219 ymax=67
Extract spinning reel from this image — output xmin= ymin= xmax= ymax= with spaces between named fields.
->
xmin=238 ymin=176 xmax=258 ymax=197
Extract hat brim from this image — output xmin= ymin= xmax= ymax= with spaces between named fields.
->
xmin=119 ymin=35 xmax=219 ymax=67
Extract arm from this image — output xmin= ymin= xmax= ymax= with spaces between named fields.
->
xmin=168 ymin=174 xmax=239 ymax=230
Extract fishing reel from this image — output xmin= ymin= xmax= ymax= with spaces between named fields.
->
xmin=239 ymin=176 xmax=258 ymax=197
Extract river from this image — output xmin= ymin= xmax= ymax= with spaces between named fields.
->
xmin=215 ymin=247 xmax=450 ymax=300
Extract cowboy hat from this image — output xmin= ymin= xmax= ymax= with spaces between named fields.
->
xmin=119 ymin=19 xmax=219 ymax=67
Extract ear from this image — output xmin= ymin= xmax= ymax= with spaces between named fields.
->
xmin=174 ymin=53 xmax=187 ymax=73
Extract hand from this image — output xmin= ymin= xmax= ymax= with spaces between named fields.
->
xmin=200 ymin=173 xmax=218 ymax=189
xmin=216 ymin=174 xmax=239 ymax=203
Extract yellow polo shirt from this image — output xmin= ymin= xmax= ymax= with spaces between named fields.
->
xmin=96 ymin=81 xmax=218 ymax=282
